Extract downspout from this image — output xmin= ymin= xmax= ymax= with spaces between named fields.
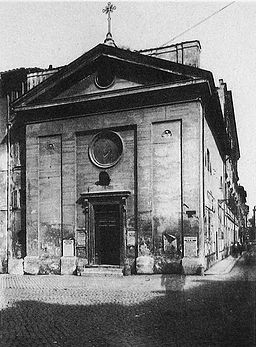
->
xmin=233 ymin=212 xmax=236 ymax=244
xmin=134 ymin=126 xmax=138 ymax=269
xmin=180 ymin=119 xmax=184 ymax=257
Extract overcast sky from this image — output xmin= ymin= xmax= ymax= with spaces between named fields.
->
xmin=1 ymin=0 xmax=256 ymax=213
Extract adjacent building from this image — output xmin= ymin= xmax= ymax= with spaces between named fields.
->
xmin=0 ymin=38 xmax=248 ymax=275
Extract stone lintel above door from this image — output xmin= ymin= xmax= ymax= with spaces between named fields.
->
xmin=77 ymin=190 xmax=131 ymax=207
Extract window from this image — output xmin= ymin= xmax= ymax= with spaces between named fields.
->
xmin=11 ymin=189 xmax=20 ymax=209
xmin=206 ymin=148 xmax=212 ymax=174
xmin=220 ymin=176 xmax=223 ymax=189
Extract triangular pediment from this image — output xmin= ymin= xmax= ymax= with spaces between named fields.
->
xmin=53 ymin=72 xmax=143 ymax=101
xmin=13 ymin=43 xmax=213 ymax=110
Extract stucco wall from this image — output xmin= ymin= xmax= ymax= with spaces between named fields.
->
xmin=25 ymin=101 xmax=201 ymax=274
xmin=0 ymin=144 xmax=7 ymax=272
xmin=204 ymin=117 xmax=225 ymax=267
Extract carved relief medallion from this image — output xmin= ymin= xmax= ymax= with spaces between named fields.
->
xmin=89 ymin=131 xmax=123 ymax=168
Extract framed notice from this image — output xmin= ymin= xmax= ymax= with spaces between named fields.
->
xmin=127 ymin=230 xmax=136 ymax=246
xmin=184 ymin=236 xmax=197 ymax=257
xmin=77 ymin=230 xmax=86 ymax=247
xmin=63 ymin=239 xmax=74 ymax=257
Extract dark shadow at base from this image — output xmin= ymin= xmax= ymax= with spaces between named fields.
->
xmin=1 ymin=257 xmax=256 ymax=347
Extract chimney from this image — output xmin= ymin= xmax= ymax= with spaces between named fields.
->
xmin=217 ymin=79 xmax=227 ymax=117
xmin=139 ymin=40 xmax=201 ymax=68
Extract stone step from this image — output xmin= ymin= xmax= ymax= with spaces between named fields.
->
xmin=80 ymin=266 xmax=124 ymax=277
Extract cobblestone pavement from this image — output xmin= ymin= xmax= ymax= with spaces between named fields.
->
xmin=0 ymin=256 xmax=255 ymax=347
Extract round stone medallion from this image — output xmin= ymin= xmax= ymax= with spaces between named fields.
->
xmin=89 ymin=131 xmax=123 ymax=168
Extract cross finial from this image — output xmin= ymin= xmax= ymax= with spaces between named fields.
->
xmin=102 ymin=2 xmax=116 ymax=46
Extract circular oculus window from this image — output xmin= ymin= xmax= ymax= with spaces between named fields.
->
xmin=89 ymin=131 xmax=123 ymax=168
xmin=94 ymin=71 xmax=115 ymax=89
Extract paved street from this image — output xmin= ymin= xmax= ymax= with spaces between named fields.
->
xmin=0 ymin=254 xmax=255 ymax=347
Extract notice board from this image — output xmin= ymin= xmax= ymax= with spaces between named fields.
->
xmin=184 ymin=236 xmax=197 ymax=257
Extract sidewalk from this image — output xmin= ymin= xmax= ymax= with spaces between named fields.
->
xmin=204 ymin=255 xmax=241 ymax=275
xmin=0 ymin=255 xmax=254 ymax=347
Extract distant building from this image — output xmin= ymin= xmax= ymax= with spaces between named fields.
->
xmin=0 ymin=38 xmax=248 ymax=275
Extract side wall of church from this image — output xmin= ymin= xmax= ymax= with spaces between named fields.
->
xmin=25 ymin=101 xmax=201 ymax=274
xmin=203 ymin=119 xmax=227 ymax=269
xmin=0 ymin=143 xmax=7 ymax=273
xmin=0 ymin=94 xmax=8 ymax=273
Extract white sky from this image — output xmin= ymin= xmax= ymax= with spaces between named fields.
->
xmin=0 ymin=0 xmax=256 ymax=213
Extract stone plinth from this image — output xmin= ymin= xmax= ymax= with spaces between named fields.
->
xmin=61 ymin=256 xmax=77 ymax=275
xmin=24 ymin=256 xmax=40 ymax=275
xmin=136 ymin=255 xmax=154 ymax=274
xmin=8 ymin=258 xmax=24 ymax=275
xmin=182 ymin=257 xmax=205 ymax=275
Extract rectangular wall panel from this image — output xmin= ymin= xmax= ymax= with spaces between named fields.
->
xmin=39 ymin=135 xmax=62 ymax=257
xmin=152 ymin=120 xmax=182 ymax=238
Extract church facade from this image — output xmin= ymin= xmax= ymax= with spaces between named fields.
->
xmin=0 ymin=39 xmax=248 ymax=275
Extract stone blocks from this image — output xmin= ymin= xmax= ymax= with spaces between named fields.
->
xmin=182 ymin=257 xmax=205 ymax=275
xmin=136 ymin=255 xmax=154 ymax=274
xmin=61 ymin=256 xmax=77 ymax=275
xmin=24 ymin=256 xmax=40 ymax=274
xmin=8 ymin=258 xmax=24 ymax=275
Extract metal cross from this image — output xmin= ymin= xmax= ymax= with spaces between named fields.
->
xmin=102 ymin=2 xmax=116 ymax=37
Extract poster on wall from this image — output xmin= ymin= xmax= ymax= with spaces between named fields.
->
xmin=184 ymin=236 xmax=197 ymax=257
xmin=63 ymin=239 xmax=75 ymax=257
xmin=127 ymin=230 xmax=135 ymax=246
xmin=77 ymin=230 xmax=86 ymax=247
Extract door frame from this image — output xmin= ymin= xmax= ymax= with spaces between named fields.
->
xmin=78 ymin=190 xmax=130 ymax=266
xmin=94 ymin=203 xmax=121 ymax=265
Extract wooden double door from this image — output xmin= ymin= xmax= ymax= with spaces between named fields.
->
xmin=94 ymin=204 xmax=121 ymax=265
